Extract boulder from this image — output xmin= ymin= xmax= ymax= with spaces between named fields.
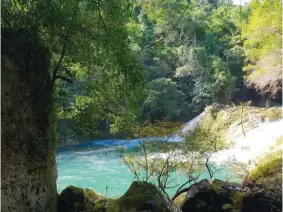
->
xmin=242 ymin=188 xmax=282 ymax=212
xmin=58 ymin=186 xmax=112 ymax=212
xmin=58 ymin=186 xmax=85 ymax=211
xmin=180 ymin=179 xmax=241 ymax=212
xmin=180 ymin=179 xmax=282 ymax=212
xmin=106 ymin=181 xmax=181 ymax=212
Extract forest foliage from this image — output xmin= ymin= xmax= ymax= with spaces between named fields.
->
xmin=2 ymin=0 xmax=146 ymax=136
xmin=2 ymin=0 xmax=281 ymax=140
xmin=242 ymin=0 xmax=282 ymax=96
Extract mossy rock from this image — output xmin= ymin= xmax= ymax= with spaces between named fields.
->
xmin=260 ymin=107 xmax=282 ymax=121
xmin=242 ymin=189 xmax=282 ymax=212
xmin=106 ymin=181 xmax=179 ymax=212
xmin=174 ymin=193 xmax=186 ymax=207
xmin=180 ymin=179 xmax=246 ymax=212
xmin=58 ymin=186 xmax=113 ymax=212
xmin=180 ymin=178 xmax=282 ymax=212
xmin=58 ymin=186 xmax=85 ymax=212
xmin=181 ymin=179 xmax=232 ymax=211
xmin=248 ymin=139 xmax=282 ymax=190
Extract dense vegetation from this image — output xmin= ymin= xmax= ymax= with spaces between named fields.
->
xmin=4 ymin=0 xmax=279 ymax=143
xmin=2 ymin=0 xmax=147 ymax=140
xmin=243 ymin=0 xmax=282 ymax=97
xmin=2 ymin=0 xmax=281 ymax=141
xmin=2 ymin=0 xmax=281 ymax=211
xmin=42 ymin=0 xmax=280 ymax=142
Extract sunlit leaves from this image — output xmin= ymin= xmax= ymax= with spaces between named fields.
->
xmin=242 ymin=0 xmax=282 ymax=94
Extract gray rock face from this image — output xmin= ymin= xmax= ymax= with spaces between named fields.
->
xmin=1 ymin=28 xmax=57 ymax=212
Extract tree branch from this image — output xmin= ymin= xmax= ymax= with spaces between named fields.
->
xmin=204 ymin=153 xmax=213 ymax=179
xmin=52 ymin=34 xmax=69 ymax=84
xmin=172 ymin=187 xmax=190 ymax=201
xmin=51 ymin=1 xmax=79 ymax=85
xmin=54 ymin=75 xmax=74 ymax=83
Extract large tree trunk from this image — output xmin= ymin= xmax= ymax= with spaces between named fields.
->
xmin=1 ymin=29 xmax=57 ymax=212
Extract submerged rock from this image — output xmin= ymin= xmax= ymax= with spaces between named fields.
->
xmin=58 ymin=186 xmax=112 ymax=212
xmin=107 ymin=181 xmax=180 ymax=212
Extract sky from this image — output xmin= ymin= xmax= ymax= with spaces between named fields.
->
xmin=232 ymin=0 xmax=251 ymax=5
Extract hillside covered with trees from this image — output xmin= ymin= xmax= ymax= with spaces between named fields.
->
xmin=1 ymin=0 xmax=282 ymax=211
xmin=50 ymin=0 xmax=282 ymax=144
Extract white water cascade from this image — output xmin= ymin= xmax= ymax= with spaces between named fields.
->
xmin=180 ymin=108 xmax=282 ymax=167
xmin=212 ymin=119 xmax=282 ymax=164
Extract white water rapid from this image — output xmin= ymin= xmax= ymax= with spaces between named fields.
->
xmin=181 ymin=109 xmax=282 ymax=167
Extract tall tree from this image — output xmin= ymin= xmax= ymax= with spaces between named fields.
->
xmin=1 ymin=1 xmax=146 ymax=211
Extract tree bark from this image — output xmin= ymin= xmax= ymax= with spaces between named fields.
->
xmin=1 ymin=28 xmax=57 ymax=212
xmin=172 ymin=187 xmax=190 ymax=201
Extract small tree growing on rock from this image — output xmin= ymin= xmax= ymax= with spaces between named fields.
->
xmin=118 ymin=121 xmax=184 ymax=198
xmin=184 ymin=127 xmax=229 ymax=179
xmin=170 ymin=126 xmax=232 ymax=201
xmin=118 ymin=120 xmax=234 ymax=204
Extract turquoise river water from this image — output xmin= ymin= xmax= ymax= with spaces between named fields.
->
xmin=56 ymin=139 xmax=238 ymax=198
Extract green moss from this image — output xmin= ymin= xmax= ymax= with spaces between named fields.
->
xmin=85 ymin=188 xmax=113 ymax=212
xmin=174 ymin=193 xmax=186 ymax=207
xmin=260 ymin=107 xmax=282 ymax=120
xmin=198 ymin=106 xmax=246 ymax=140
xmin=198 ymin=106 xmax=281 ymax=140
xmin=58 ymin=186 xmax=113 ymax=212
xmin=211 ymin=182 xmax=221 ymax=192
xmin=107 ymin=181 xmax=171 ymax=212
xmin=249 ymin=147 xmax=282 ymax=189
xmin=84 ymin=189 xmax=101 ymax=200
xmin=211 ymin=179 xmax=225 ymax=193
xmin=229 ymin=191 xmax=245 ymax=209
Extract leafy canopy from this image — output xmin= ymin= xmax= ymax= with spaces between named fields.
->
xmin=2 ymin=0 xmax=147 ymax=135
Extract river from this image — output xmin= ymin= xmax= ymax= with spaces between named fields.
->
xmin=56 ymin=138 xmax=232 ymax=198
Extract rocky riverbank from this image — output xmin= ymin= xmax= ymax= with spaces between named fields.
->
xmin=58 ymin=178 xmax=282 ymax=212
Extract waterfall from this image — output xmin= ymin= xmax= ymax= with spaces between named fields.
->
xmin=180 ymin=111 xmax=206 ymax=135
xmin=212 ymin=119 xmax=282 ymax=164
